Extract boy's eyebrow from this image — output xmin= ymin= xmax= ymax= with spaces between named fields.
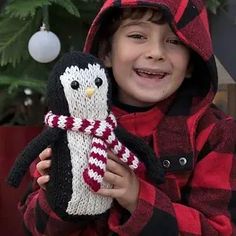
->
xmin=120 ymin=20 xmax=149 ymax=28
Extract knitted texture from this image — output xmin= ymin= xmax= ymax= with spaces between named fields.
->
xmin=7 ymin=51 xmax=160 ymax=218
xmin=46 ymin=54 xmax=115 ymax=216
xmin=45 ymin=111 xmax=143 ymax=192
xmin=7 ymin=51 xmax=157 ymax=218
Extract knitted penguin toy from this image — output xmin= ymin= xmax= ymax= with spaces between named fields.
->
xmin=7 ymin=51 xmax=164 ymax=221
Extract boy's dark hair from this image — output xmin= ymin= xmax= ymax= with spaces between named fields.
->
xmin=92 ymin=7 xmax=168 ymax=58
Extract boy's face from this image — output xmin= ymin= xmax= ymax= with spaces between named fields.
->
xmin=103 ymin=11 xmax=191 ymax=107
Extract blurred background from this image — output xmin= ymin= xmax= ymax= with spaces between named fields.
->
xmin=0 ymin=0 xmax=235 ymax=235
xmin=0 ymin=0 xmax=235 ymax=126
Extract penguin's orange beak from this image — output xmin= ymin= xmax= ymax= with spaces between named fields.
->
xmin=85 ymin=87 xmax=95 ymax=98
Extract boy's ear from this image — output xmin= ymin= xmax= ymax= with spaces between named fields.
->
xmin=103 ymin=53 xmax=112 ymax=67
xmin=98 ymin=41 xmax=112 ymax=67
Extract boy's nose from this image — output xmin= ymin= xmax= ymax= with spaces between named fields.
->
xmin=145 ymin=43 xmax=165 ymax=61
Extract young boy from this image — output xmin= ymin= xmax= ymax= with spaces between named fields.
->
xmin=20 ymin=0 xmax=236 ymax=235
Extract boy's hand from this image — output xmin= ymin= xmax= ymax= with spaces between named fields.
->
xmin=36 ymin=148 xmax=52 ymax=190
xmin=97 ymin=151 xmax=140 ymax=213
xmin=36 ymin=149 xmax=140 ymax=212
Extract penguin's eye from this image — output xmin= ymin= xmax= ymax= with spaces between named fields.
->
xmin=95 ymin=77 xmax=103 ymax=88
xmin=71 ymin=80 xmax=80 ymax=90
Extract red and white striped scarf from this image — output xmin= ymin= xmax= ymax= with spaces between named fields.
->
xmin=44 ymin=111 xmax=144 ymax=192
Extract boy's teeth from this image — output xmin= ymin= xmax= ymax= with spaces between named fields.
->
xmin=137 ymin=69 xmax=164 ymax=75
xmin=136 ymin=69 xmax=166 ymax=78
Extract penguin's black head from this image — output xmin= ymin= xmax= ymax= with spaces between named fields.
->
xmin=47 ymin=51 xmax=112 ymax=117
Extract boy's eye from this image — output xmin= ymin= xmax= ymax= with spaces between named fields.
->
xmin=95 ymin=77 xmax=103 ymax=87
xmin=128 ymin=34 xmax=146 ymax=40
xmin=166 ymin=38 xmax=183 ymax=45
xmin=71 ymin=80 xmax=80 ymax=90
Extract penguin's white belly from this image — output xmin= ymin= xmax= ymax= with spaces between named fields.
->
xmin=66 ymin=131 xmax=112 ymax=215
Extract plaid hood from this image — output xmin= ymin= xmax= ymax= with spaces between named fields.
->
xmin=83 ymin=0 xmax=221 ymax=165
xmin=83 ymin=0 xmax=218 ymax=116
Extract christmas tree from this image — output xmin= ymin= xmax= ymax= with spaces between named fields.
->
xmin=0 ymin=0 xmax=102 ymax=125
xmin=0 ymin=0 xmax=225 ymax=125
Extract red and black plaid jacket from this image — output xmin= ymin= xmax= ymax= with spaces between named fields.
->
xmin=19 ymin=0 xmax=236 ymax=235
xmin=20 ymin=103 xmax=236 ymax=236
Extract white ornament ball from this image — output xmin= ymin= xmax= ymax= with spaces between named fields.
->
xmin=28 ymin=30 xmax=61 ymax=63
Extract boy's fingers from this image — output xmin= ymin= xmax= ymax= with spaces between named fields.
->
xmin=106 ymin=158 xmax=127 ymax=177
xmin=39 ymin=148 xmax=52 ymax=161
xmin=107 ymin=151 xmax=131 ymax=173
xmin=107 ymin=150 xmax=126 ymax=166
xmin=103 ymin=170 xmax=123 ymax=187
xmin=97 ymin=188 xmax=121 ymax=198
xmin=107 ymin=150 xmax=119 ymax=161
xmin=37 ymin=175 xmax=50 ymax=190
xmin=36 ymin=160 xmax=51 ymax=175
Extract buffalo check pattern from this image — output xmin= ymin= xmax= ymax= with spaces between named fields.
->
xmin=18 ymin=0 xmax=236 ymax=235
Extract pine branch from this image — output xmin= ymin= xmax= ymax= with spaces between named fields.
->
xmin=50 ymin=0 xmax=80 ymax=17
xmin=4 ymin=0 xmax=81 ymax=20
xmin=4 ymin=0 xmax=52 ymax=19
xmin=0 ymin=15 xmax=38 ymax=66
xmin=0 ymin=75 xmax=46 ymax=94
xmin=0 ymin=58 xmax=49 ymax=94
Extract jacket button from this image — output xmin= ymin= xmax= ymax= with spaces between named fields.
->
xmin=179 ymin=157 xmax=187 ymax=166
xmin=163 ymin=160 xmax=170 ymax=168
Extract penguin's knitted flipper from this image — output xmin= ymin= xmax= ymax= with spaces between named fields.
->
xmin=114 ymin=126 xmax=165 ymax=185
xmin=7 ymin=127 xmax=63 ymax=188
xmin=83 ymin=137 xmax=108 ymax=192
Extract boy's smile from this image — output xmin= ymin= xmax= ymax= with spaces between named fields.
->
xmin=133 ymin=66 xmax=171 ymax=90
xmin=103 ymin=11 xmax=191 ymax=107
xmin=134 ymin=67 xmax=170 ymax=80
